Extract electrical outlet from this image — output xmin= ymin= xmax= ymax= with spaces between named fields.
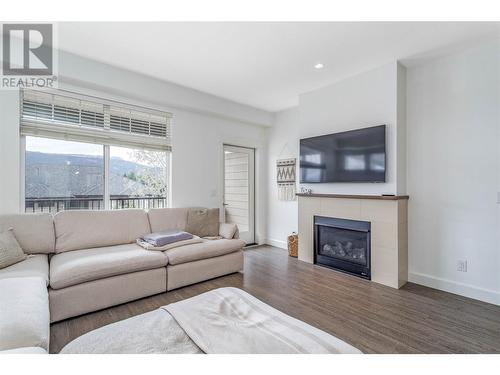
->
xmin=457 ymin=260 xmax=468 ymax=272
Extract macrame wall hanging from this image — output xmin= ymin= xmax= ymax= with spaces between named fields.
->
xmin=277 ymin=158 xmax=296 ymax=201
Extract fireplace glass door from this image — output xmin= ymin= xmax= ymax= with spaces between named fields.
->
xmin=314 ymin=216 xmax=371 ymax=279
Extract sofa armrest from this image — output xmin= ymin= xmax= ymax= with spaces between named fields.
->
xmin=219 ymin=223 xmax=239 ymax=239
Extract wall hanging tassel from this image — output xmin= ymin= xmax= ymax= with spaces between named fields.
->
xmin=277 ymin=158 xmax=296 ymax=201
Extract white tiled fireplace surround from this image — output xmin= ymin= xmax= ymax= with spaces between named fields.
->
xmin=297 ymin=194 xmax=408 ymax=289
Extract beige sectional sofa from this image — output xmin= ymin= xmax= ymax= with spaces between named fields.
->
xmin=0 ymin=207 xmax=244 ymax=353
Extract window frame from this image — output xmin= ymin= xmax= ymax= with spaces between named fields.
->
xmin=20 ymin=133 xmax=171 ymax=212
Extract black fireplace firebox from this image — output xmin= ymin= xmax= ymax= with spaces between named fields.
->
xmin=314 ymin=216 xmax=371 ymax=279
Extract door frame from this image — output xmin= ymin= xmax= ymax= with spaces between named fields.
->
xmin=222 ymin=143 xmax=256 ymax=245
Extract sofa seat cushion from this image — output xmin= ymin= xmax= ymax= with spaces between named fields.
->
xmin=165 ymin=239 xmax=245 ymax=266
xmin=0 ymin=277 xmax=50 ymax=351
xmin=50 ymin=244 xmax=168 ymax=290
xmin=0 ymin=255 xmax=49 ymax=286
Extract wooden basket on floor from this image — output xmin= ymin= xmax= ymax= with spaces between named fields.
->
xmin=287 ymin=233 xmax=298 ymax=257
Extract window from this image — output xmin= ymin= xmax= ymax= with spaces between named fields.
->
xmin=109 ymin=146 xmax=167 ymax=210
xmin=22 ymin=89 xmax=172 ymax=213
xmin=25 ymin=137 xmax=104 ymax=212
xmin=24 ymin=137 xmax=170 ymax=213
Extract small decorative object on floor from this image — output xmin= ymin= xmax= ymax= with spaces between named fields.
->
xmin=287 ymin=232 xmax=298 ymax=257
xmin=277 ymin=158 xmax=296 ymax=201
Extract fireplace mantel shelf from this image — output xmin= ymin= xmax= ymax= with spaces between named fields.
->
xmin=296 ymin=193 xmax=409 ymax=201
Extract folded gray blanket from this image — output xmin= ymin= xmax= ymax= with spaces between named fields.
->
xmin=141 ymin=230 xmax=193 ymax=247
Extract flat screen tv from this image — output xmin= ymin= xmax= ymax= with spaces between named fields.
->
xmin=300 ymin=125 xmax=386 ymax=183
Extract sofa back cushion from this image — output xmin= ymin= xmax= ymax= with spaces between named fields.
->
xmin=148 ymin=208 xmax=189 ymax=233
xmin=0 ymin=213 xmax=55 ymax=254
xmin=54 ymin=209 xmax=151 ymax=253
xmin=186 ymin=208 xmax=220 ymax=237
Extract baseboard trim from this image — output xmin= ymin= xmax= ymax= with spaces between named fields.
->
xmin=409 ymin=271 xmax=500 ymax=306
xmin=266 ymin=239 xmax=287 ymax=249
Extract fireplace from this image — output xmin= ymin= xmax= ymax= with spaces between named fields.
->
xmin=314 ymin=216 xmax=371 ymax=279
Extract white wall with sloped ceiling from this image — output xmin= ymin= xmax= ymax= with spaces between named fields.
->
xmin=0 ymin=49 xmax=271 ymax=244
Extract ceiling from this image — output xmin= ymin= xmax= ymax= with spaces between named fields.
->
xmin=58 ymin=22 xmax=499 ymax=112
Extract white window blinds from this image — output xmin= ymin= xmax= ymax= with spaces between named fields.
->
xmin=21 ymin=90 xmax=172 ymax=151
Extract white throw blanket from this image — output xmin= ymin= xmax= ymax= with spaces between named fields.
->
xmin=60 ymin=309 xmax=202 ymax=354
xmin=61 ymin=287 xmax=361 ymax=354
xmin=163 ymin=287 xmax=361 ymax=354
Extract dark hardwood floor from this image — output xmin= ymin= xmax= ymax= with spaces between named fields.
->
xmin=50 ymin=246 xmax=500 ymax=354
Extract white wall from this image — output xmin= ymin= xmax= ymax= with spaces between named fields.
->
xmin=0 ymin=50 xmax=270 ymax=243
xmin=266 ymin=62 xmax=406 ymax=248
xmin=407 ymin=40 xmax=500 ymax=305
xmin=172 ymin=109 xmax=268 ymax=243
xmin=0 ymin=91 xmax=20 ymax=214
xmin=299 ymin=62 xmax=403 ymax=195
xmin=266 ymin=107 xmax=301 ymax=248
xmin=396 ymin=63 xmax=407 ymax=195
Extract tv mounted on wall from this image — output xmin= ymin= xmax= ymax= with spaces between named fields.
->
xmin=299 ymin=125 xmax=386 ymax=183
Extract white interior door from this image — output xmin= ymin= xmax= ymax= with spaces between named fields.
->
xmin=223 ymin=145 xmax=255 ymax=244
